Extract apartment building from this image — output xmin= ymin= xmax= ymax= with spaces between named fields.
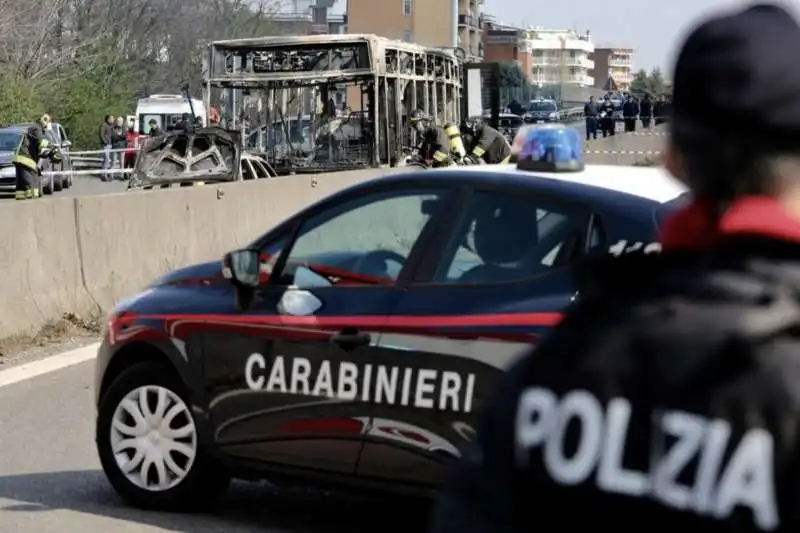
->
xmin=346 ymin=0 xmax=485 ymax=61
xmin=482 ymin=25 xmax=594 ymax=87
xmin=526 ymin=28 xmax=594 ymax=87
xmin=482 ymin=20 xmax=532 ymax=82
xmin=272 ymin=0 xmax=347 ymax=35
xmin=591 ymin=46 xmax=635 ymax=91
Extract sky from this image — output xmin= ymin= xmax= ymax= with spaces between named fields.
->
xmin=482 ymin=0 xmax=799 ymax=74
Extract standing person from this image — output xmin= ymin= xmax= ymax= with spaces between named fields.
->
xmin=99 ymin=115 xmax=114 ymax=172
xmin=622 ymin=94 xmax=638 ymax=132
xmin=13 ymin=114 xmax=52 ymax=200
xmin=112 ymin=116 xmax=126 ymax=171
xmin=640 ymin=93 xmax=654 ymax=128
xmin=599 ymin=95 xmax=615 ymax=137
xmin=432 ymin=4 xmax=800 ymax=532
xmin=654 ymin=95 xmax=667 ymax=125
xmin=583 ymin=95 xmax=598 ymax=141
xmin=148 ymin=118 xmax=163 ymax=137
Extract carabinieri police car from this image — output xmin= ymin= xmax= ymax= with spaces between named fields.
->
xmin=94 ymin=124 xmax=688 ymax=510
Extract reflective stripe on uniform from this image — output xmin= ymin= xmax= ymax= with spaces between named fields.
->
xmin=472 ymin=146 xmax=486 ymax=157
xmin=40 ymin=139 xmax=50 ymax=149
xmin=13 ymin=154 xmax=36 ymax=170
xmin=500 ymin=155 xmax=511 ymax=164
xmin=432 ymin=151 xmax=448 ymax=162
xmin=444 ymin=125 xmax=460 ymax=139
xmin=14 ymin=190 xmax=26 ymax=200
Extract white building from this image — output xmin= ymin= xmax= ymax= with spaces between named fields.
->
xmin=523 ymin=28 xmax=594 ymax=88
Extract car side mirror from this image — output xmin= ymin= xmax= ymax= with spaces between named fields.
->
xmin=61 ymin=140 xmax=71 ymax=148
xmin=222 ymin=249 xmax=261 ymax=288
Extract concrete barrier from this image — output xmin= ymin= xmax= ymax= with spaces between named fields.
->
xmin=0 ymin=168 xmax=394 ymax=338
xmin=0 ymin=198 xmax=94 ymax=337
xmin=584 ymin=124 xmax=668 ymax=165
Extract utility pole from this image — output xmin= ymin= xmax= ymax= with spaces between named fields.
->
xmin=557 ymin=36 xmax=567 ymax=102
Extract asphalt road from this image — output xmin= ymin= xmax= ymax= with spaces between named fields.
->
xmin=0 ymin=176 xmax=128 ymax=201
xmin=0 ymin=360 xmax=432 ymax=532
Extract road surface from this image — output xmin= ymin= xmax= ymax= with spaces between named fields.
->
xmin=0 ymin=177 xmax=128 ymax=201
xmin=0 ymin=358 xmax=431 ymax=532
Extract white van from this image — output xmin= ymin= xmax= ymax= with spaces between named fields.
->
xmin=134 ymin=94 xmax=207 ymax=135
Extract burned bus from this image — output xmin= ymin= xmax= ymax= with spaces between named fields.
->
xmin=202 ymin=34 xmax=463 ymax=173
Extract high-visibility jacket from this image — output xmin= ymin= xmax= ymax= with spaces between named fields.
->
xmin=13 ymin=123 xmax=49 ymax=170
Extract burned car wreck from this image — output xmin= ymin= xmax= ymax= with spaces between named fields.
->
xmin=127 ymin=127 xmax=275 ymax=190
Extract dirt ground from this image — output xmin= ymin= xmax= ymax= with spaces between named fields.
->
xmin=0 ymin=312 xmax=103 ymax=367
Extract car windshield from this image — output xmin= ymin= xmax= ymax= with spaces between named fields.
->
xmin=139 ymin=114 xmax=185 ymax=135
xmin=0 ymin=131 xmax=21 ymax=151
xmin=529 ymin=102 xmax=557 ymax=112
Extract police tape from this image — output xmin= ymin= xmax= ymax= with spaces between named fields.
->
xmin=40 ymin=168 xmax=133 ymax=176
xmin=69 ymin=148 xmax=133 ymax=156
xmin=584 ymin=150 xmax=662 ymax=155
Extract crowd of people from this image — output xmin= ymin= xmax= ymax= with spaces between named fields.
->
xmin=583 ymin=92 xmax=673 ymax=140
xmin=96 ymin=113 xmax=203 ymax=181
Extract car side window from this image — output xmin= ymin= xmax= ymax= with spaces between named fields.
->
xmin=430 ymin=190 xmax=588 ymax=285
xmin=59 ymin=126 xmax=68 ymax=144
xmin=273 ymin=189 xmax=445 ymax=287
xmin=241 ymin=160 xmax=256 ymax=180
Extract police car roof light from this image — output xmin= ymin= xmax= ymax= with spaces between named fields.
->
xmin=513 ymin=124 xmax=585 ymax=173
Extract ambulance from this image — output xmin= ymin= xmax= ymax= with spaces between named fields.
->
xmin=133 ymin=94 xmax=207 ymax=135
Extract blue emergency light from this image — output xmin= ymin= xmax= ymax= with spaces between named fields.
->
xmin=513 ymin=124 xmax=584 ymax=172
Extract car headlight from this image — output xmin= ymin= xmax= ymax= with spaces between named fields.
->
xmin=0 ymin=166 xmax=14 ymax=177
xmin=549 ymin=112 xmax=557 ymax=119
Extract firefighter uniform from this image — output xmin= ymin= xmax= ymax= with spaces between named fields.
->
xmin=469 ymin=124 xmax=512 ymax=164
xmin=13 ymin=117 xmax=51 ymax=200
xmin=423 ymin=123 xmax=465 ymax=167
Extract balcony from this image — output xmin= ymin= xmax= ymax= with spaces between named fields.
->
xmin=310 ymin=24 xmax=329 ymax=34
xmin=565 ymin=57 xmax=593 ymax=69
xmin=609 ymin=59 xmax=631 ymax=68
xmin=458 ymin=14 xmax=480 ymax=28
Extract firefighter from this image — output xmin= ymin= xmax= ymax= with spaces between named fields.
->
xmin=407 ymin=109 xmax=465 ymax=167
xmin=460 ymin=117 xmax=512 ymax=164
xmin=14 ymin=114 xmax=54 ymax=200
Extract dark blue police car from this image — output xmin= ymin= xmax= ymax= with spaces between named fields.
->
xmin=94 ymin=135 xmax=687 ymax=510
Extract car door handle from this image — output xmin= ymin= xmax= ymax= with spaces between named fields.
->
xmin=329 ymin=330 xmax=371 ymax=349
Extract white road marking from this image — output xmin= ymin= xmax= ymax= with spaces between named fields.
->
xmin=0 ymin=342 xmax=100 ymax=388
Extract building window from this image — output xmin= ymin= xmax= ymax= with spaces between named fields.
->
xmin=403 ymin=0 xmax=412 ymax=16
xmin=402 ymin=30 xmax=413 ymax=42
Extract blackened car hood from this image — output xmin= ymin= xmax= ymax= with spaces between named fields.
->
xmin=128 ymin=127 xmax=241 ymax=189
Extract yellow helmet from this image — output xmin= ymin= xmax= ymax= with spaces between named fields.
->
xmin=40 ymin=114 xmax=51 ymax=127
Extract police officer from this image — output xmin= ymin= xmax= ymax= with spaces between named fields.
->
xmin=408 ymin=109 xmax=464 ymax=167
xmin=13 ymin=114 xmax=54 ymax=200
xmin=460 ymin=117 xmax=512 ymax=165
xmin=433 ymin=4 xmax=800 ymax=531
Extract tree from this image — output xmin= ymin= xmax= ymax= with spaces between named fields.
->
xmin=648 ymin=67 xmax=666 ymax=96
xmin=0 ymin=0 xmax=282 ymax=149
xmin=498 ymin=61 xmax=525 ymax=88
xmin=629 ymin=69 xmax=650 ymax=97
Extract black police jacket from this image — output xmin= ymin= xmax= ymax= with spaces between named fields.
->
xmin=433 ymin=227 xmax=800 ymax=532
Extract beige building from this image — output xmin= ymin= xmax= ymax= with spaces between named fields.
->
xmin=591 ymin=46 xmax=635 ymax=91
xmin=346 ymin=0 xmax=485 ymax=61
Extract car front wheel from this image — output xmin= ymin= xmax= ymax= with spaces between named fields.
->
xmin=96 ymin=361 xmax=229 ymax=511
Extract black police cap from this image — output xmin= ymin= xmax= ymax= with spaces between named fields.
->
xmin=673 ymin=3 xmax=800 ymax=149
